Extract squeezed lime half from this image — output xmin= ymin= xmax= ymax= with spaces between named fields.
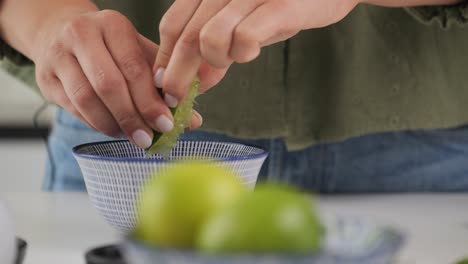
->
xmin=146 ymin=78 xmax=200 ymax=157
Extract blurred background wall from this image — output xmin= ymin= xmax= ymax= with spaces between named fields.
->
xmin=0 ymin=69 xmax=55 ymax=192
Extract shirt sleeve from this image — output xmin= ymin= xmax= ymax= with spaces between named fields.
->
xmin=405 ymin=2 xmax=468 ymax=29
xmin=0 ymin=35 xmax=39 ymax=92
xmin=0 ymin=57 xmax=39 ymax=92
xmin=0 ymin=37 xmax=33 ymax=66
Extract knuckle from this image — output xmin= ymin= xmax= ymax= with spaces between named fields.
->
xmin=98 ymin=10 xmax=132 ymax=31
xmin=159 ymin=14 xmax=179 ymax=40
xmin=98 ymin=9 xmax=125 ymax=22
xmin=35 ymin=68 xmax=54 ymax=85
xmin=138 ymin=103 xmax=159 ymax=120
xmin=120 ymin=56 xmax=146 ymax=80
xmin=200 ymin=28 xmax=231 ymax=68
xmin=200 ymin=27 xmax=224 ymax=52
xmin=94 ymin=71 xmax=120 ymax=95
xmin=72 ymin=87 xmax=93 ymax=107
xmin=63 ymin=16 xmax=91 ymax=41
xmin=234 ymin=26 xmax=256 ymax=45
xmin=69 ymin=78 xmax=90 ymax=97
xmin=115 ymin=112 xmax=138 ymax=130
xmin=179 ymin=30 xmax=200 ymax=52
xmin=156 ymin=48 xmax=172 ymax=65
xmin=101 ymin=10 xmax=135 ymax=32
xmin=47 ymin=40 xmax=68 ymax=59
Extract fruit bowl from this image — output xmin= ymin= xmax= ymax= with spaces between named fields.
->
xmin=72 ymin=140 xmax=268 ymax=233
xmin=122 ymin=216 xmax=404 ymax=264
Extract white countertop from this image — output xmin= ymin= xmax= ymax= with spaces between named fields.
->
xmin=1 ymin=192 xmax=467 ymax=264
xmin=1 ymin=192 xmax=118 ymax=264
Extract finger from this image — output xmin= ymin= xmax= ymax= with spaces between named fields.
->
xmin=187 ymin=110 xmax=203 ymax=130
xmin=154 ymin=0 xmax=202 ymax=75
xmin=197 ymin=62 xmax=229 ymax=93
xmin=54 ymin=55 xmax=121 ymax=138
xmin=41 ymin=75 xmax=95 ymax=130
xmin=70 ymin=21 xmax=153 ymax=149
xmin=56 ymin=91 xmax=96 ymax=131
xmin=200 ymin=0 xmax=261 ymax=68
xmin=230 ymin=2 xmax=300 ymax=63
xmin=261 ymin=31 xmax=298 ymax=47
xmin=36 ymin=69 xmax=62 ymax=106
xmin=137 ymin=34 xmax=159 ymax=66
xmin=102 ymin=21 xmax=174 ymax=134
xmin=163 ymin=0 xmax=231 ymax=104
xmin=38 ymin=51 xmax=104 ymax=134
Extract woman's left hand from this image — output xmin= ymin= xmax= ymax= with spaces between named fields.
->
xmin=153 ymin=0 xmax=359 ymax=104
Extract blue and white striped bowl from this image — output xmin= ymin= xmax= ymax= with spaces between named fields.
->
xmin=72 ymin=140 xmax=269 ymax=233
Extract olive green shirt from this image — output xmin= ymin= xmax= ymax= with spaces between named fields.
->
xmin=2 ymin=1 xmax=468 ymax=150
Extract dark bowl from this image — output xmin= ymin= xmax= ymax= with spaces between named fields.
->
xmin=121 ymin=217 xmax=404 ymax=264
xmin=85 ymin=244 xmax=126 ymax=264
xmin=15 ymin=238 xmax=27 ymax=264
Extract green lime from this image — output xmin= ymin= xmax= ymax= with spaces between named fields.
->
xmin=134 ymin=161 xmax=246 ymax=248
xmin=146 ymin=78 xmax=200 ymax=157
xmin=196 ymin=183 xmax=323 ymax=254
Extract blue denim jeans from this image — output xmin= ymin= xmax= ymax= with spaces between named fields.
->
xmin=44 ymin=108 xmax=468 ymax=192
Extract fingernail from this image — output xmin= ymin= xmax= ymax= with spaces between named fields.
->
xmin=154 ymin=115 xmax=174 ymax=133
xmin=165 ymin=94 xmax=178 ymax=108
xmin=193 ymin=110 xmax=203 ymax=125
xmin=154 ymin=68 xmax=165 ymax=88
xmin=132 ymin=130 xmax=152 ymax=149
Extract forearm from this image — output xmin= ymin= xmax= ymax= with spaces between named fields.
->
xmin=0 ymin=0 xmax=98 ymax=60
xmin=361 ymin=0 xmax=462 ymax=7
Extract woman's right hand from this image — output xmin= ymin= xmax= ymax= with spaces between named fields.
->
xmin=30 ymin=9 xmax=201 ymax=149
